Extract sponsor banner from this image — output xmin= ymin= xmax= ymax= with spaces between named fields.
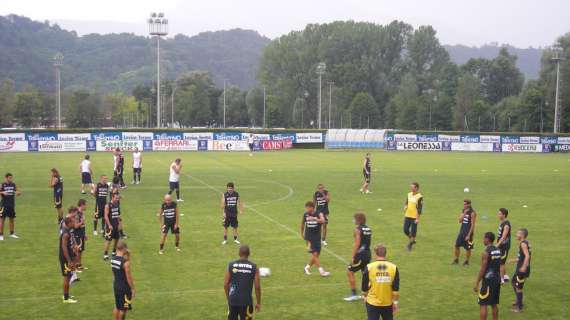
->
xmin=209 ymin=140 xmax=250 ymax=151
xmin=57 ymin=133 xmax=91 ymax=141
xmin=86 ymin=140 xmax=97 ymax=152
xmin=396 ymin=141 xmax=450 ymax=151
xmin=240 ymin=133 xmax=271 ymax=141
xmin=259 ymin=139 xmax=293 ymax=150
xmin=557 ymin=137 xmax=570 ymax=144
xmin=96 ymin=140 xmax=143 ymax=152
xmin=386 ymin=141 xmax=397 ymax=150
xmin=213 ymin=132 xmax=241 ymax=141
xmin=519 ymin=136 xmax=540 ymax=144
xmin=501 ymin=135 xmax=520 ymax=144
xmin=143 ymin=140 xmax=153 ymax=152
xmin=184 ymin=132 xmax=214 ymax=141
xmin=122 ymin=132 xmax=153 ymax=141
xmin=501 ymin=143 xmax=543 ymax=153
xmin=153 ymin=140 xmax=198 ymax=151
xmin=437 ymin=134 xmax=460 ymax=142
xmin=555 ymin=144 xmax=570 ymax=152
xmin=541 ymin=136 xmax=558 ymax=144
xmin=451 ymin=142 xmax=496 ymax=152
xmin=0 ymin=140 xmax=29 ymax=152
xmin=0 ymin=133 xmax=26 ymax=141
xmin=394 ymin=134 xmax=417 ymax=142
xmin=28 ymin=140 xmax=38 ymax=152
xmin=197 ymin=140 xmax=208 ymax=151
xmin=480 ymin=135 xmax=501 ymax=143
xmin=27 ymin=132 xmax=58 ymax=141
xmin=37 ymin=140 xmax=86 ymax=152
xmin=295 ymin=132 xmax=323 ymax=143
xmin=153 ymin=131 xmax=183 ymax=140
xmin=460 ymin=135 xmax=480 ymax=143
xmin=271 ymin=133 xmax=296 ymax=142
xmin=91 ymin=131 xmax=122 ymax=141
xmin=416 ymin=134 xmax=438 ymax=142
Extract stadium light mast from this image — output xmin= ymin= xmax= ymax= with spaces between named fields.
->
xmin=552 ymin=46 xmax=564 ymax=133
xmin=148 ymin=12 xmax=168 ymax=128
xmin=223 ymin=79 xmax=228 ymax=128
xmin=316 ymin=62 xmax=326 ymax=129
xmin=327 ymin=81 xmax=334 ymax=129
xmin=53 ymin=53 xmax=64 ymax=129
xmin=263 ymin=86 xmax=266 ymax=128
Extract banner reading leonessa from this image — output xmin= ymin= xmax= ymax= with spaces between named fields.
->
xmin=394 ymin=141 xmax=451 ymax=151
xmin=153 ymin=140 xmax=198 ymax=151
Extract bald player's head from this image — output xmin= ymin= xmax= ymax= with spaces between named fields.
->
xmin=164 ymin=194 xmax=172 ymax=203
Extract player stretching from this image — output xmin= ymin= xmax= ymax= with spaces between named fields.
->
xmin=50 ymin=168 xmax=64 ymax=223
xmin=360 ymin=153 xmax=372 ymax=194
xmin=132 ymin=147 xmax=142 ymax=185
xmin=403 ymin=182 xmax=423 ymax=251
xmin=362 ymin=244 xmax=400 ymax=320
xmin=112 ymin=241 xmax=135 ymax=320
xmin=300 ymin=201 xmax=330 ymax=277
xmin=343 ymin=213 xmax=372 ymax=301
xmin=93 ymin=175 xmax=109 ymax=236
xmin=0 ymin=173 xmax=21 ymax=240
xmin=314 ymin=184 xmax=331 ymax=246
xmin=158 ymin=194 xmax=181 ymax=254
xmin=496 ymin=208 xmax=511 ymax=284
xmin=224 ymin=245 xmax=261 ymax=320
xmin=60 ymin=216 xmax=77 ymax=303
xmin=453 ymin=199 xmax=477 ymax=266
xmin=79 ymin=155 xmax=93 ymax=194
xmin=510 ymin=228 xmax=531 ymax=313
xmin=103 ymin=193 xmax=122 ymax=260
xmin=222 ymin=182 xmax=243 ymax=245
xmin=75 ymin=199 xmax=88 ymax=271
xmin=168 ymin=158 xmax=183 ymax=202
xmin=474 ymin=232 xmax=501 ymax=320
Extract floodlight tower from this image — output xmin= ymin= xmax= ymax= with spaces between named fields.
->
xmin=316 ymin=62 xmax=326 ymax=129
xmin=552 ymin=46 xmax=564 ymax=133
xmin=148 ymin=12 xmax=169 ymax=128
xmin=53 ymin=53 xmax=64 ymax=128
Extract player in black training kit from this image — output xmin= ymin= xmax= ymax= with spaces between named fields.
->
xmin=496 ymin=208 xmax=511 ymax=284
xmin=300 ymin=201 xmax=330 ymax=277
xmin=344 ymin=212 xmax=372 ymax=301
xmin=453 ymin=199 xmax=477 ymax=266
xmin=50 ymin=168 xmax=64 ymax=223
xmin=93 ymin=175 xmax=109 ymax=236
xmin=112 ymin=241 xmax=135 ymax=320
xmin=0 ymin=173 xmax=22 ymax=241
xmin=360 ymin=153 xmax=372 ymax=194
xmin=75 ymin=199 xmax=88 ymax=271
xmin=60 ymin=216 xmax=77 ymax=303
xmin=474 ymin=232 xmax=502 ymax=320
xmin=313 ymin=184 xmax=331 ymax=246
xmin=510 ymin=228 xmax=531 ymax=313
xmin=158 ymin=194 xmax=181 ymax=254
xmin=224 ymin=245 xmax=261 ymax=320
xmin=117 ymin=150 xmax=126 ymax=189
xmin=104 ymin=193 xmax=122 ymax=260
xmin=222 ymin=182 xmax=243 ymax=245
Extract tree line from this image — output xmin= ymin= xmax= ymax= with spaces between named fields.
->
xmin=0 ymin=20 xmax=568 ymax=132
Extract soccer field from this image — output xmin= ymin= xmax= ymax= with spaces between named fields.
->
xmin=0 ymin=150 xmax=568 ymax=320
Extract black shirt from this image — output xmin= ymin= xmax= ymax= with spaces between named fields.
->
xmin=484 ymin=245 xmax=502 ymax=279
xmin=95 ymin=183 xmax=109 ymax=203
xmin=314 ymin=190 xmax=329 ymax=213
xmin=497 ymin=220 xmax=511 ymax=249
xmin=303 ymin=211 xmax=321 ymax=240
xmin=516 ymin=240 xmax=531 ymax=274
xmin=364 ymin=158 xmax=371 ymax=172
xmin=460 ymin=207 xmax=474 ymax=233
xmin=118 ymin=155 xmax=125 ymax=172
xmin=224 ymin=191 xmax=240 ymax=217
xmin=53 ymin=176 xmax=63 ymax=195
xmin=0 ymin=182 xmax=16 ymax=208
xmin=357 ymin=224 xmax=372 ymax=253
xmin=111 ymin=255 xmax=130 ymax=289
xmin=227 ymin=259 xmax=257 ymax=306
xmin=162 ymin=202 xmax=177 ymax=222
xmin=107 ymin=202 xmax=121 ymax=221
xmin=59 ymin=226 xmax=75 ymax=260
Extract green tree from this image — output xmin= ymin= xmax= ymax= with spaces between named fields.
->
xmin=0 ymin=79 xmax=15 ymax=127
xmin=217 ymin=86 xmax=248 ymax=127
xmin=454 ymin=73 xmax=481 ymax=130
xmin=66 ymin=90 xmax=102 ymax=128
xmin=176 ymin=84 xmax=213 ymax=127
xmin=391 ymin=74 xmax=421 ymax=129
xmin=349 ymin=92 xmax=380 ymax=128
xmin=245 ymin=87 xmax=265 ymax=127
xmin=13 ymin=89 xmax=42 ymax=128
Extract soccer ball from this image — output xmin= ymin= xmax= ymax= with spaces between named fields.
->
xmin=463 ymin=187 xmax=470 ymax=193
xmin=259 ymin=267 xmax=271 ymax=277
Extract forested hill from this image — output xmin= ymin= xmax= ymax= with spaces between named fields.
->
xmin=0 ymin=15 xmax=270 ymax=92
xmin=445 ymin=44 xmax=543 ymax=79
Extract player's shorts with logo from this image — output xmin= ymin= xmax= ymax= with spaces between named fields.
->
xmin=478 ymin=277 xmax=500 ymax=305
xmin=499 ymin=244 xmax=510 ymax=265
xmin=59 ymin=254 xmax=74 ymax=277
xmin=512 ymin=270 xmax=530 ymax=290
xmin=0 ymin=206 xmax=15 ymax=219
xmin=105 ymin=220 xmax=121 ymax=240
xmin=224 ymin=215 xmax=239 ymax=228
xmin=75 ymin=229 xmax=86 ymax=252
xmin=94 ymin=201 xmax=106 ymax=219
xmin=133 ymin=168 xmax=142 ymax=174
xmin=306 ymin=236 xmax=321 ymax=254
xmin=363 ymin=169 xmax=371 ymax=183
xmin=455 ymin=232 xmax=474 ymax=250
xmin=162 ymin=220 xmax=180 ymax=234
xmin=228 ymin=304 xmax=253 ymax=320
xmin=316 ymin=208 xmax=329 ymax=224
xmin=114 ymin=285 xmax=133 ymax=311
xmin=169 ymin=181 xmax=179 ymax=190
xmin=348 ymin=251 xmax=371 ymax=272
xmin=81 ymin=172 xmax=92 ymax=184
xmin=54 ymin=193 xmax=63 ymax=209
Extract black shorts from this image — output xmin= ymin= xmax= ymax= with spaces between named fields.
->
xmin=223 ymin=216 xmax=239 ymax=229
xmin=348 ymin=251 xmax=371 ymax=273
xmin=0 ymin=206 xmax=15 ymax=219
xmin=499 ymin=246 xmax=510 ymax=265
xmin=75 ymin=233 xmax=86 ymax=252
xmin=59 ymin=257 xmax=73 ymax=277
xmin=54 ymin=193 xmax=63 ymax=209
xmin=365 ymin=303 xmax=393 ymax=320
xmin=169 ymin=181 xmax=180 ymax=190
xmin=478 ymin=277 xmax=500 ymax=305
xmin=81 ymin=172 xmax=92 ymax=184
xmin=162 ymin=221 xmax=180 ymax=234
xmin=133 ymin=168 xmax=142 ymax=174
xmin=363 ymin=170 xmax=371 ymax=183
xmin=455 ymin=232 xmax=474 ymax=250
xmin=317 ymin=209 xmax=329 ymax=224
xmin=306 ymin=237 xmax=321 ymax=254
xmin=228 ymin=304 xmax=254 ymax=320
xmin=114 ymin=286 xmax=133 ymax=311
xmin=512 ymin=271 xmax=530 ymax=290
xmin=105 ymin=221 xmax=120 ymax=241
xmin=248 ymin=143 xmax=254 ymax=152
xmin=94 ymin=201 xmax=106 ymax=219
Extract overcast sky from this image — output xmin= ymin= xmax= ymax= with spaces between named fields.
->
xmin=2 ymin=0 xmax=569 ymax=47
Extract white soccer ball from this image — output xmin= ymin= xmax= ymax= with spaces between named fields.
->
xmin=259 ymin=267 xmax=271 ymax=277
xmin=463 ymin=187 xmax=470 ymax=193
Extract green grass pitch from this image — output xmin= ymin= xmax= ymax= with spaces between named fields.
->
xmin=0 ymin=150 xmax=568 ymax=319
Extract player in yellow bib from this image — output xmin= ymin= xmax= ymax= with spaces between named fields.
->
xmin=403 ymin=182 xmax=423 ymax=251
